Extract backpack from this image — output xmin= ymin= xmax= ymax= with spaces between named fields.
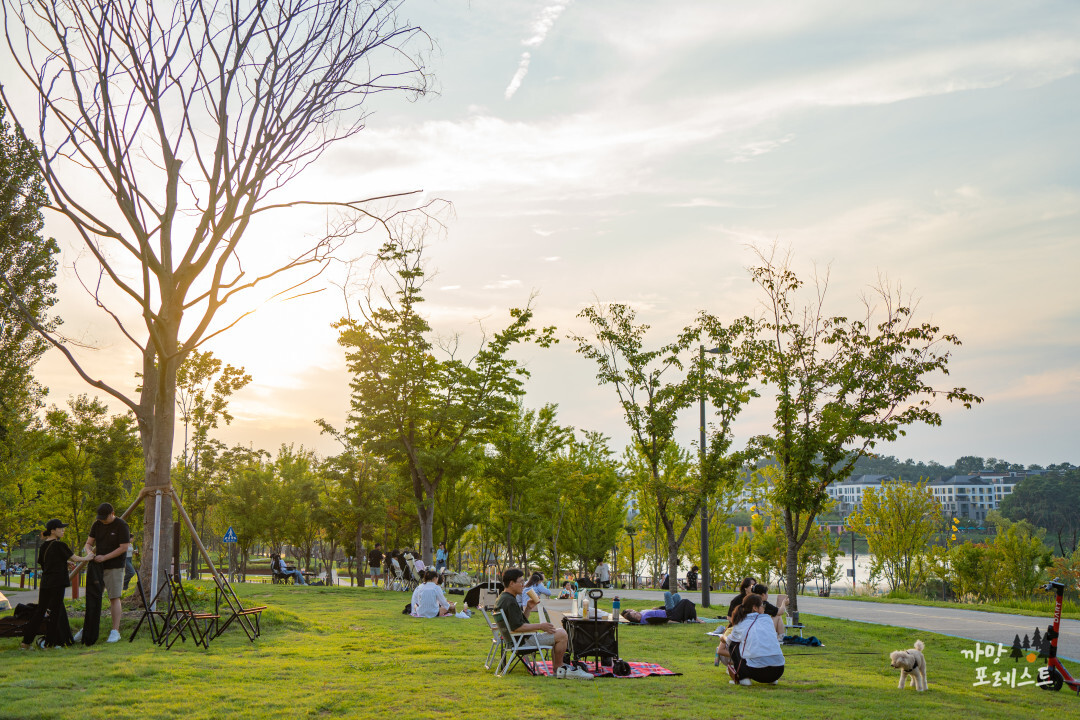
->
xmin=402 ymin=603 xmax=412 ymax=615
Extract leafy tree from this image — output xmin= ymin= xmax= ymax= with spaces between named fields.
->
xmin=953 ymin=456 xmax=985 ymax=475
xmin=847 ymin=480 xmax=941 ymax=593
xmin=2 ymin=0 xmax=434 ymax=593
xmin=0 ymin=99 xmax=59 ymax=547
xmin=1000 ymin=470 xmax=1080 ymax=556
xmin=987 ymin=512 xmax=1052 ymax=599
xmin=333 ymin=233 xmax=554 ymax=563
xmin=749 ymin=249 xmax=982 ymax=622
xmin=557 ymin=433 xmax=627 ymax=577
xmin=319 ymin=449 xmax=392 ymax=584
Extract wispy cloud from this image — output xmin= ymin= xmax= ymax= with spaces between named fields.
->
xmin=483 ymin=277 xmax=523 ymax=290
xmin=506 ymin=1 xmax=573 ymax=99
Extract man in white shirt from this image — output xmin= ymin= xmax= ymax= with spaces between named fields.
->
xmin=594 ymin=560 xmax=611 ymax=588
xmin=412 ymin=570 xmax=456 ymax=618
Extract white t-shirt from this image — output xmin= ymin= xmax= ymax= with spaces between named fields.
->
xmin=412 ymin=582 xmax=450 ymax=618
xmin=595 ymin=563 xmax=611 ymax=582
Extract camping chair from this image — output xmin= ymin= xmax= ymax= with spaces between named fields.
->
xmin=390 ymin=558 xmax=406 ymax=591
xmin=128 ymin=570 xmax=167 ymax=645
xmin=478 ymin=605 xmax=505 ymax=670
xmin=492 ymin=609 xmax=552 ymax=677
xmin=211 ymin=573 xmax=267 ymax=642
xmin=160 ymin=571 xmax=219 ymax=649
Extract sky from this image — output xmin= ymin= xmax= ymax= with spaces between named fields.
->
xmin=16 ymin=0 xmax=1080 ymax=467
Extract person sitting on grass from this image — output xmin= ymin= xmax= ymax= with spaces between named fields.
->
xmin=271 ymin=554 xmax=306 ymax=585
xmin=726 ymin=577 xmax=757 ymax=624
xmin=725 ymin=594 xmax=785 ymax=686
xmin=495 ymin=568 xmax=592 ymax=680
xmin=750 ymin=583 xmax=789 ymax=639
xmin=411 ymin=570 xmax=456 ymax=617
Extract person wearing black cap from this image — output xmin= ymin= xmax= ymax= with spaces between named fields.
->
xmin=77 ymin=502 xmax=131 ymax=643
xmin=19 ymin=519 xmax=94 ymax=649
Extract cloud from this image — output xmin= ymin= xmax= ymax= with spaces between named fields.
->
xmin=506 ymin=1 xmax=574 ymax=99
xmin=544 ymin=256 xmax=561 ymax=262
xmin=482 ymin=277 xmax=523 ymax=290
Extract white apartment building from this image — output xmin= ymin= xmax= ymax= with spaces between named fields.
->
xmin=826 ymin=472 xmax=1025 ymax=522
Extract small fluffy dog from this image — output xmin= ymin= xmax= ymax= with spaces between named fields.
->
xmin=890 ymin=639 xmax=928 ymax=691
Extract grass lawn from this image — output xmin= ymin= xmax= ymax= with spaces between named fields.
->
xmin=4 ymin=584 xmax=1078 ymax=720
xmin=829 ymin=593 xmax=1080 ymax=621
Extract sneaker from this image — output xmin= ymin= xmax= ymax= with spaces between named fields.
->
xmin=107 ymin=630 xmax=121 ymax=643
xmin=739 ymin=678 xmax=752 ymax=686
xmin=73 ymin=629 xmax=83 ymax=643
xmin=560 ymin=666 xmax=595 ymax=680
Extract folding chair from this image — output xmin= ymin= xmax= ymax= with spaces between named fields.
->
xmin=478 ymin=606 xmax=505 ymax=670
xmin=492 ymin=609 xmax=552 ymax=677
xmin=128 ymin=571 xmax=167 ymax=644
xmin=390 ymin=558 xmax=406 ymax=591
xmin=212 ymin=573 xmax=267 ymax=642
xmin=161 ymin=571 xmax=219 ymax=649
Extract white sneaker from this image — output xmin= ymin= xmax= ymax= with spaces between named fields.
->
xmin=739 ymin=678 xmax=752 ymax=686
xmin=556 ymin=666 xmax=594 ymax=680
xmin=107 ymin=630 xmax=121 ymax=643
xmin=73 ymin=629 xmax=83 ymax=642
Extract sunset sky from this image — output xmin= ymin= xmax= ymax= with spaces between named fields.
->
xmin=23 ymin=0 xmax=1080 ymax=467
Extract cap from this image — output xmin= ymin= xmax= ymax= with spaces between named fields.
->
xmin=96 ymin=502 xmax=115 ymax=521
xmin=45 ymin=518 xmax=68 ymax=533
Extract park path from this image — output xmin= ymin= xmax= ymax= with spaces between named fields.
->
xmin=603 ymin=588 xmax=1080 ymax=661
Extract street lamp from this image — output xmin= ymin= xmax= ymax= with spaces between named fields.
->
xmin=699 ymin=344 xmax=727 ymax=608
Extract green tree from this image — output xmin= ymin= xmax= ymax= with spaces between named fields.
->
xmin=557 ymin=433 xmax=626 ymax=578
xmin=319 ymin=449 xmax=392 ymax=584
xmin=2 ymin=0 xmax=434 ymax=594
xmin=333 ymin=233 xmax=554 ymax=564
xmin=847 ymin=480 xmax=941 ymax=593
xmin=987 ymin=512 xmax=1051 ymax=599
xmin=1000 ymin=470 xmax=1080 ymax=556
xmin=0 ymin=99 xmax=59 ymax=548
xmin=749 ymin=249 xmax=982 ymax=622
xmin=954 ymin=456 xmax=985 ymax=475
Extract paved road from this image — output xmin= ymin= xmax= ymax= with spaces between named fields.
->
xmin=599 ymin=588 xmax=1080 ymax=661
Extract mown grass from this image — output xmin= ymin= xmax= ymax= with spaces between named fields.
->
xmin=832 ymin=592 xmax=1080 ymax=620
xmin=3 ymin=583 xmax=1078 ymax=720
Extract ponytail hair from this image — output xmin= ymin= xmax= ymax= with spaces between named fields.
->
xmin=731 ymin=593 xmax=763 ymax=627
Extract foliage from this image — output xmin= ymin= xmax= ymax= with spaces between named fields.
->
xmin=1000 ymin=469 xmax=1080 ymax=556
xmin=847 ymin=480 xmax=941 ymax=593
xmin=749 ymin=248 xmax=982 ymax=620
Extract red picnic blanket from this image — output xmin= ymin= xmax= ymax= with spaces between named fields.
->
xmin=527 ymin=660 xmax=680 ymax=679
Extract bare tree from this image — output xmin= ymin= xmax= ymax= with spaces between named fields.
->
xmin=1 ymin=0 xmax=433 ymax=593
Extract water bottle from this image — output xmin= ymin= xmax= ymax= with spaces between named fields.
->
xmin=612 ymin=595 xmax=620 ymax=620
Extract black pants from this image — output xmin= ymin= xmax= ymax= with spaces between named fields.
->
xmin=741 ymin=663 xmax=785 ymax=684
xmin=22 ymin=585 xmax=73 ymax=647
xmin=666 ymin=599 xmax=698 ymax=623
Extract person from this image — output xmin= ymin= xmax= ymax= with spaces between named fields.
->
xmin=750 ymin=583 xmax=789 ymax=639
xmin=725 ymin=594 xmax=785 ymax=685
xmin=495 ymin=568 xmax=591 ymax=680
xmin=21 ymin=519 xmax=94 ymax=649
xmin=727 ymin=577 xmax=757 ymax=623
xmin=271 ymin=553 xmax=306 ymax=585
xmin=412 ymin=553 xmax=427 ymax=574
xmin=660 ymin=572 xmax=670 ymax=590
xmin=78 ymin=502 xmax=131 ymax=643
xmin=620 ymin=598 xmax=701 ymax=624
xmin=368 ymin=544 xmax=384 ymax=587
xmin=435 ymin=542 xmax=448 ymax=573
xmin=557 ymin=581 xmax=575 ymax=599
xmin=517 ymin=572 xmax=552 ymax=611
xmin=123 ymin=542 xmax=136 ymax=590
xmin=384 ymin=550 xmax=396 ymax=588
xmin=594 ymin=560 xmax=611 ymax=588
xmin=411 ymin=569 xmax=456 ymax=617
xmin=687 ymin=565 xmax=699 ymax=591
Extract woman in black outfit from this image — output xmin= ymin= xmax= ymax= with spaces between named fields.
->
xmin=20 ymin=519 xmax=94 ymax=649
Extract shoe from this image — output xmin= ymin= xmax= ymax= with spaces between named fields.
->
xmin=558 ymin=666 xmax=595 ymax=680
xmin=107 ymin=630 xmax=121 ymax=643
xmin=739 ymin=679 xmax=752 ymax=686
xmin=73 ymin=629 xmax=83 ymax=643
xmin=18 ymin=643 xmax=31 ymax=650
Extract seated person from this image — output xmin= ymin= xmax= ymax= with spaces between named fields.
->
xmin=726 ymin=577 xmax=757 ymax=624
xmin=411 ymin=569 xmax=456 ymax=617
xmin=495 ymin=568 xmax=591 ymax=680
xmin=620 ymin=598 xmax=702 ymax=624
xmin=271 ymin=554 xmax=306 ymax=585
xmin=750 ymin=583 xmax=788 ymax=639
xmin=725 ymin=594 xmax=785 ymax=686
xmin=557 ymin=581 xmax=575 ymax=599
xmin=517 ymin=572 xmax=552 ymax=610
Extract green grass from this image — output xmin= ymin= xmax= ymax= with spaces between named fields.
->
xmin=3 ymin=584 xmax=1078 ymax=720
xmin=831 ymin=592 xmax=1080 ymax=621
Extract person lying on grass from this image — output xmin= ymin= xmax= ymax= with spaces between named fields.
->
xmin=619 ymin=598 xmax=704 ymax=625
xmin=725 ymin=594 xmax=786 ymax=686
xmin=411 ymin=569 xmax=457 ymax=617
xmin=495 ymin=568 xmax=592 ymax=680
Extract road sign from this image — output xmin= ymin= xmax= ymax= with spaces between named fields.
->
xmin=223 ymin=526 xmax=238 ymax=543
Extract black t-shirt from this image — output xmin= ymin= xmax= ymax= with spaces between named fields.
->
xmin=763 ymin=600 xmax=779 ymax=617
xmin=89 ymin=517 xmax=131 ymax=569
xmin=368 ymin=549 xmax=384 ymax=567
xmin=727 ymin=593 xmax=745 ymax=620
xmin=39 ymin=539 xmax=74 ymax=590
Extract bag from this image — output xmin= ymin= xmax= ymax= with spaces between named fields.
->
xmin=612 ymin=658 xmax=631 ymax=676
xmin=402 ymin=603 xmax=412 ymax=615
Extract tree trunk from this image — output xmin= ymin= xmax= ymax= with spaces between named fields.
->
xmin=784 ymin=515 xmax=801 ymax=625
xmin=416 ymin=495 xmax=435 ymax=566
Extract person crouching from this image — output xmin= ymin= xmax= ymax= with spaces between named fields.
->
xmin=726 ymin=594 xmax=785 ymax=686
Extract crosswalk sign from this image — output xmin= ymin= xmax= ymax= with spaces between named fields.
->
xmin=223 ymin=526 xmax=238 ymax=543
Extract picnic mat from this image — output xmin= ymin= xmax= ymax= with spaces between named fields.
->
xmin=527 ymin=660 xmax=680 ymax=678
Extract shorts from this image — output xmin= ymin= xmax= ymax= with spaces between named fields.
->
xmin=520 ymin=631 xmax=557 ymax=649
xmin=103 ymin=567 xmax=124 ymax=599
xmin=372 ymin=567 xmax=382 ymax=576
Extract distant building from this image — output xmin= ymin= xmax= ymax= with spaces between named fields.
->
xmin=825 ymin=474 xmax=891 ymax=514
xmin=825 ymin=471 xmax=1027 ymax=522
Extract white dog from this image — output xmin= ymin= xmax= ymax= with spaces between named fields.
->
xmin=890 ymin=639 xmax=927 ymax=691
